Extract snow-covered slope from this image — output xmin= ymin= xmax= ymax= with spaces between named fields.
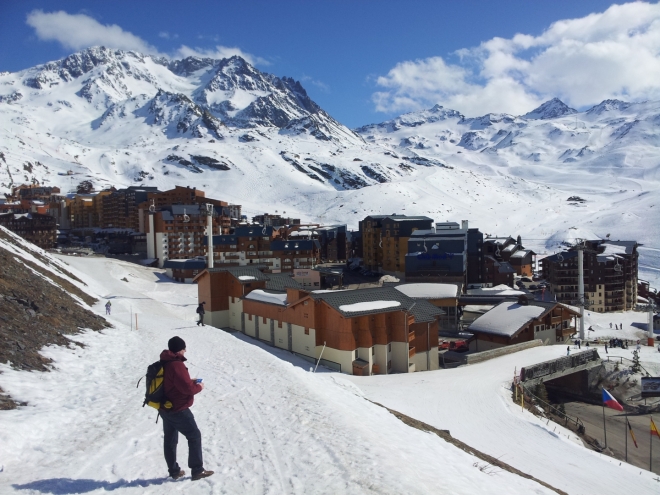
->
xmin=0 ymin=255 xmax=559 ymax=494
xmin=1 ymin=47 xmax=660 ymax=284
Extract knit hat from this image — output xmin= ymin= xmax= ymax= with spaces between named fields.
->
xmin=168 ymin=336 xmax=186 ymax=353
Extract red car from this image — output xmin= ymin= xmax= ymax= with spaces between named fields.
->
xmin=440 ymin=340 xmax=469 ymax=352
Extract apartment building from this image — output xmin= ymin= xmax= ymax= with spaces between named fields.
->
xmin=541 ymin=240 xmax=639 ymax=312
xmin=102 ymin=186 xmax=159 ymax=230
xmin=360 ymin=214 xmax=434 ymax=275
xmin=0 ymin=212 xmax=57 ymax=249
xmin=405 ymin=221 xmax=468 ymax=284
xmin=146 ymin=204 xmax=223 ymax=267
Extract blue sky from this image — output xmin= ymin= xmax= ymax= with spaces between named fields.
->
xmin=1 ymin=1 xmax=657 ymax=127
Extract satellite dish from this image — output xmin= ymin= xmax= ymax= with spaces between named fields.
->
xmin=183 ymin=208 xmax=190 ymax=223
xmin=148 ymin=199 xmax=155 ymax=213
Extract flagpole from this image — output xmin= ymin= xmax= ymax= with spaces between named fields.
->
xmin=603 ymin=403 xmax=607 ymax=448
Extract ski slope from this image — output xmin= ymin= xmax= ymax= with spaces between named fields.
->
xmin=346 ymin=344 xmax=660 ymax=495
xmin=0 ymin=255 xmax=558 ymax=495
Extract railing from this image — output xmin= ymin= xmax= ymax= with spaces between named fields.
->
xmin=409 ymin=346 xmax=416 ymax=358
xmin=408 ymin=331 xmax=415 ymax=343
xmin=604 ymin=355 xmax=652 ymax=377
xmin=518 ymin=383 xmax=586 ymax=434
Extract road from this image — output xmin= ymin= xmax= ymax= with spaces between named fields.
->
xmin=564 ymin=401 xmax=660 ymax=474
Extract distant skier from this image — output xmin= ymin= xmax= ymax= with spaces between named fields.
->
xmin=567 ymin=346 xmax=570 ymax=356
xmin=610 ymin=322 xmax=612 ymax=329
xmin=605 ymin=343 xmax=608 ymax=354
xmin=196 ymin=302 xmax=206 ymax=327
xmin=158 ymin=336 xmax=213 ymax=481
xmin=105 ymin=301 xmax=111 ymax=315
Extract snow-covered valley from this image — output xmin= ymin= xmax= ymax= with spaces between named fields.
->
xmin=1 ymin=47 xmax=660 ymax=285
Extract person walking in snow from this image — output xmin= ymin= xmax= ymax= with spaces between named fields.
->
xmin=196 ymin=302 xmax=206 ymax=327
xmin=610 ymin=322 xmax=612 ymax=329
xmin=159 ymin=336 xmax=213 ymax=481
xmin=105 ymin=301 xmax=111 ymax=315
xmin=605 ymin=343 xmax=608 ymax=354
xmin=567 ymin=346 xmax=570 ymax=356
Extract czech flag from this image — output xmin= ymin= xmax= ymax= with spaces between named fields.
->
xmin=602 ymin=388 xmax=624 ymax=411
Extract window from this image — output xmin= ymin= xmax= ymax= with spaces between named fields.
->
xmin=354 ymin=350 xmax=358 ymax=359
xmin=388 ymin=343 xmax=391 ymax=352
xmin=262 ymin=317 xmax=267 ymax=324
xmin=304 ymin=327 xmax=309 ymax=335
xmin=388 ymin=360 xmax=392 ymax=369
xmin=372 ymin=347 xmax=375 ymax=355
xmin=248 ymin=314 xmax=252 ymax=321
xmin=278 ymin=321 xmax=282 ymax=328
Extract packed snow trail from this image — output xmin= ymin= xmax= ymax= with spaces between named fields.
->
xmin=0 ymin=256 xmax=555 ymax=494
xmin=346 ymin=345 xmax=660 ymax=495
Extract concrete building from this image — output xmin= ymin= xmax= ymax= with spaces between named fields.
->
xmin=0 ymin=212 xmax=57 ymax=249
xmin=541 ymin=240 xmax=639 ymax=312
xmin=405 ymin=221 xmax=468 ymax=284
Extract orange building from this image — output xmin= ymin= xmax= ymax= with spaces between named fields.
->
xmin=194 ymin=266 xmax=442 ymax=375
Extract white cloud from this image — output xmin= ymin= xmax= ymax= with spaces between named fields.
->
xmin=26 ymin=10 xmax=267 ymax=66
xmin=158 ymin=31 xmax=178 ymax=40
xmin=373 ymin=2 xmax=660 ymax=116
xmin=301 ymin=75 xmax=330 ymax=92
xmin=175 ymin=45 xmax=270 ymax=66
xmin=26 ymin=10 xmax=162 ymax=55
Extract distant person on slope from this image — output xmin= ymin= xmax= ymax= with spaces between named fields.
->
xmin=196 ymin=302 xmax=206 ymax=327
xmin=159 ymin=336 xmax=213 ymax=481
xmin=105 ymin=301 xmax=111 ymax=315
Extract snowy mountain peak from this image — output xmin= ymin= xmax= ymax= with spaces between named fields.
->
xmin=585 ymin=98 xmax=631 ymax=115
xmin=522 ymin=97 xmax=577 ymax=120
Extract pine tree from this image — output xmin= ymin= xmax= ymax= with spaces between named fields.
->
xmin=631 ymin=350 xmax=642 ymax=374
xmin=535 ymin=382 xmax=550 ymax=406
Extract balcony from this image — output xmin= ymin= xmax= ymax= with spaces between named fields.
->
xmin=409 ymin=346 xmax=416 ymax=358
xmin=408 ymin=331 xmax=415 ymax=343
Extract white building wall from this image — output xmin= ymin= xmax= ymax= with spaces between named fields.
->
xmin=274 ymin=322 xmax=288 ymax=350
xmin=390 ymin=342 xmax=410 ymax=373
xmin=357 ymin=347 xmax=374 ymax=375
xmin=411 ymin=351 xmax=436 ymax=372
xmin=320 ymin=346 xmax=356 ymax=375
xmin=291 ymin=324 xmax=315 ymax=358
xmin=208 ymin=310 xmax=229 ymax=329
xmin=228 ymin=298 xmax=243 ymax=331
xmin=259 ymin=317 xmax=273 ymax=343
xmin=244 ymin=314 xmax=258 ymax=338
xmin=373 ymin=344 xmax=390 ymax=375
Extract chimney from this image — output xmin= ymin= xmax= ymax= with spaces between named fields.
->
xmin=461 ymin=220 xmax=468 ymax=230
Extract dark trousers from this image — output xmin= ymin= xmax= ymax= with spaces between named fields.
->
xmin=197 ymin=313 xmax=204 ymax=326
xmin=161 ymin=408 xmax=204 ymax=476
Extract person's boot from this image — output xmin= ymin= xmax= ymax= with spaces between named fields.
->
xmin=191 ymin=470 xmax=214 ymax=481
xmin=171 ymin=469 xmax=185 ymax=480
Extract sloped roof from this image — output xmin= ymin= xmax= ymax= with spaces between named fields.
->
xmin=265 ymin=273 xmax=303 ymax=291
xmin=163 ymin=259 xmax=206 ymax=270
xmin=468 ymin=301 xmax=563 ymax=337
xmin=205 ymin=266 xmax=269 ymax=281
xmin=394 ymin=283 xmax=459 ymax=299
xmin=311 ymin=287 xmax=444 ymax=322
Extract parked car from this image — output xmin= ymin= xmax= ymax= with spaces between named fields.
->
xmin=521 ymin=277 xmax=532 ymax=282
xmin=449 ymin=340 xmax=469 ymax=352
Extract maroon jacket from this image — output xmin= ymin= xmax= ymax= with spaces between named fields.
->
xmin=159 ymin=350 xmax=203 ymax=413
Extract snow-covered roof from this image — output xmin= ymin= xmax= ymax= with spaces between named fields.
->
xmin=339 ymin=301 xmax=401 ymax=312
xmin=394 ymin=283 xmax=458 ymax=299
xmin=467 ymin=285 xmax=524 ymax=296
xmin=468 ymin=301 xmax=546 ymax=337
xmin=238 ymin=275 xmax=256 ymax=281
xmin=510 ymin=249 xmax=531 ymax=258
xmin=245 ymin=289 xmax=287 ymax=306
